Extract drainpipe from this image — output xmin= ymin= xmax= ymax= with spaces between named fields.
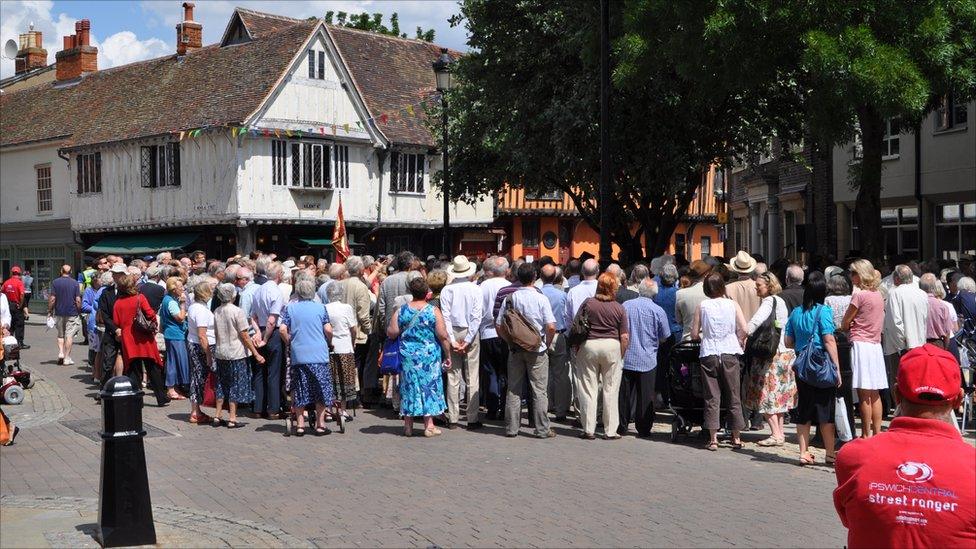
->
xmin=913 ymin=122 xmax=923 ymax=259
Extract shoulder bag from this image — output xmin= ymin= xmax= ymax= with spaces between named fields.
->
xmin=567 ymin=299 xmax=591 ymax=348
xmin=133 ymin=294 xmax=158 ymax=336
xmin=792 ymin=304 xmax=838 ymax=388
xmin=379 ymin=304 xmax=424 ymax=375
xmin=745 ymin=296 xmax=781 ymax=362
xmin=500 ymin=295 xmax=544 ymax=352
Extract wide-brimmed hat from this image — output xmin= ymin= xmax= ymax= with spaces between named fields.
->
xmin=109 ymin=263 xmax=128 ymax=274
xmin=688 ymin=260 xmax=712 ymax=279
xmin=727 ymin=251 xmax=757 ymax=274
xmin=450 ymin=255 xmax=476 ymax=278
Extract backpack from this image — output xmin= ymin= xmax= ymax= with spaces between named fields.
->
xmin=500 ymin=295 xmax=543 ymax=352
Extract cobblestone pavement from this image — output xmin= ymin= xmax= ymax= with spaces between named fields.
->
xmin=2 ymin=375 xmax=71 ymax=429
xmin=0 ymin=322 xmax=863 ymax=547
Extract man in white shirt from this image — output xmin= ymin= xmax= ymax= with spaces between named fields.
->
xmin=440 ymin=256 xmax=485 ymax=429
xmin=479 ymin=256 xmax=511 ymax=420
xmin=249 ymin=261 xmax=285 ymax=419
xmin=675 ymin=260 xmax=712 ymax=341
xmin=565 ymin=259 xmax=600 ymax=328
xmin=497 ymin=262 xmax=557 ymax=439
xmin=883 ymin=264 xmax=929 ymax=356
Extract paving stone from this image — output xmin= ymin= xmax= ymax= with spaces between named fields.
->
xmin=7 ymin=322 xmax=970 ymax=547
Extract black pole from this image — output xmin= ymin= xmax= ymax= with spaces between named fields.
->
xmin=98 ymin=376 xmax=156 ymax=547
xmin=598 ymin=0 xmax=612 ymax=268
xmin=442 ymin=94 xmax=452 ymax=256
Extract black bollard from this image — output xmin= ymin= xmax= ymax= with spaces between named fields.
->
xmin=97 ymin=376 xmax=156 ymax=547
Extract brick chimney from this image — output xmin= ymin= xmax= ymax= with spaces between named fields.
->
xmin=14 ymin=25 xmax=48 ymax=75
xmin=55 ymin=19 xmax=97 ymax=81
xmin=176 ymin=2 xmax=202 ymax=56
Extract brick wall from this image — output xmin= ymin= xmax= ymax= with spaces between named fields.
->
xmin=177 ymin=22 xmax=203 ymax=55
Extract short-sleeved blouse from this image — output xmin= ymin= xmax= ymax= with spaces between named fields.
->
xmin=784 ymin=304 xmax=835 ymax=351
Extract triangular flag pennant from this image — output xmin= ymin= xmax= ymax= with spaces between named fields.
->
xmin=178 ymin=131 xmax=186 ymax=141
xmin=231 ymin=127 xmax=238 ymax=138
xmin=332 ymin=197 xmax=350 ymax=264
xmin=354 ymin=121 xmax=361 ymax=129
xmin=331 ymin=124 xmax=337 ymax=135
xmin=274 ymin=129 xmax=281 ymax=138
xmin=263 ymin=128 xmax=270 ymax=137
xmin=284 ymin=129 xmax=292 ymax=137
xmin=320 ymin=126 xmax=326 ymax=135
xmin=406 ymin=105 xmax=415 ymax=117
xmin=343 ymin=123 xmax=350 ymax=133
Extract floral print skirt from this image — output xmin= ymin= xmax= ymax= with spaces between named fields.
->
xmin=291 ymin=362 xmax=335 ymax=408
xmin=745 ymin=350 xmax=797 ymax=415
xmin=215 ymin=358 xmax=254 ymax=403
xmin=186 ymin=342 xmax=210 ymax=404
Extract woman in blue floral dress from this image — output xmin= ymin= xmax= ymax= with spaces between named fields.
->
xmin=387 ymin=277 xmax=451 ymax=437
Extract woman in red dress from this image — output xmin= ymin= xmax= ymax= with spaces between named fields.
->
xmin=113 ymin=272 xmax=170 ymax=406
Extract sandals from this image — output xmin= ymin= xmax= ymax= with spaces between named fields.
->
xmin=424 ymin=427 xmax=442 ymax=437
xmin=799 ymin=452 xmax=816 ymax=466
xmin=756 ymin=436 xmax=779 ymax=447
xmin=226 ymin=420 xmax=244 ymax=429
xmin=705 ymin=442 xmax=719 ymax=451
xmin=731 ymin=440 xmax=744 ymax=450
xmin=211 ymin=417 xmax=226 ymax=427
xmin=294 ymin=427 xmax=306 ymax=437
xmin=314 ymin=426 xmax=332 ymax=436
xmin=189 ymin=413 xmax=212 ymax=424
xmin=824 ymin=454 xmax=836 ymax=466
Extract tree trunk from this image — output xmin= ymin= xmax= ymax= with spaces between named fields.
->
xmin=854 ymin=105 xmax=885 ymax=264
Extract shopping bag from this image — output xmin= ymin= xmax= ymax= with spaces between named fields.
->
xmin=835 ymin=396 xmax=853 ymax=442
xmin=203 ymin=371 xmax=216 ymax=408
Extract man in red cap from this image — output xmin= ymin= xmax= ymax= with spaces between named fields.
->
xmin=0 ymin=266 xmax=28 ymax=348
xmin=833 ymin=344 xmax=974 ymax=548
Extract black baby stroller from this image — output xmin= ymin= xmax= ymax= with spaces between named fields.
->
xmin=663 ymin=340 xmax=730 ymax=442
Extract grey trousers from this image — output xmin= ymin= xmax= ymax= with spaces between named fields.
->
xmin=506 ymin=349 xmax=550 ymax=436
xmin=547 ymin=332 xmax=571 ymax=416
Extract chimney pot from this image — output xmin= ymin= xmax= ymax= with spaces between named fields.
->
xmin=56 ymin=19 xmax=97 ymax=81
xmin=14 ymin=29 xmax=47 ymax=75
xmin=183 ymin=2 xmax=195 ymax=21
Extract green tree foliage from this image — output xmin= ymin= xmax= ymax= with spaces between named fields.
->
xmin=438 ymin=0 xmax=794 ymax=260
xmin=619 ymin=0 xmax=976 ymax=261
xmin=324 ymin=11 xmax=435 ymax=42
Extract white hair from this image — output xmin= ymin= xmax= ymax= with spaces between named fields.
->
xmin=638 ymin=278 xmax=658 ymax=299
xmin=294 ymin=278 xmax=317 ymax=300
xmin=957 ymin=276 xmax=976 ymax=293
xmin=785 ymin=264 xmax=804 ymax=285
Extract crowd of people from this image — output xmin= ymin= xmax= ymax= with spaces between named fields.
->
xmin=1 ymin=247 xmax=974 ymax=451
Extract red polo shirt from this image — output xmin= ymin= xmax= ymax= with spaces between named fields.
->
xmin=834 ymin=417 xmax=976 ymax=549
xmin=1 ymin=276 xmax=25 ymax=307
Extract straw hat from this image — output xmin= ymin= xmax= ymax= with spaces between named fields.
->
xmin=727 ymin=251 xmax=757 ymax=274
xmin=450 ymin=255 xmax=476 ymax=279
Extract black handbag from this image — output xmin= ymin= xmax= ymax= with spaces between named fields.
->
xmin=133 ymin=294 xmax=158 ymax=336
xmin=745 ymin=296 xmax=781 ymax=362
xmin=567 ymin=300 xmax=591 ymax=348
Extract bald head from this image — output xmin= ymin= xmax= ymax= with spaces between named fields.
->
xmin=582 ymin=259 xmax=600 ymax=279
xmin=540 ymin=263 xmax=557 ymax=284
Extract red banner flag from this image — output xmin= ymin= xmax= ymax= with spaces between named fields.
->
xmin=332 ymin=197 xmax=350 ymax=264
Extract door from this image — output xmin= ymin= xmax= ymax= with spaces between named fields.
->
xmin=559 ymin=220 xmax=573 ymax=264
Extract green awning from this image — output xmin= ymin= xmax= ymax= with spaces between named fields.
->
xmin=299 ymin=237 xmax=333 ymax=246
xmin=299 ymin=236 xmax=362 ymax=247
xmin=86 ymin=232 xmax=199 ymax=255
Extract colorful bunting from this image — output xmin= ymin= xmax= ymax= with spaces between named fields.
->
xmin=178 ymin=131 xmax=186 ymax=141
xmin=343 ymin=123 xmax=350 ymax=133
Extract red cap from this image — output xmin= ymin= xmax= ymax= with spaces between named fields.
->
xmin=10 ymin=266 xmax=21 ymax=275
xmin=897 ymin=344 xmax=962 ymax=405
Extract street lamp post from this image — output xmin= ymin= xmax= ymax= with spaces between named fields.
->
xmin=433 ymin=48 xmax=455 ymax=257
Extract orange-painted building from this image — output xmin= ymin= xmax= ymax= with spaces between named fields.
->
xmin=486 ymin=166 xmax=726 ymax=262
